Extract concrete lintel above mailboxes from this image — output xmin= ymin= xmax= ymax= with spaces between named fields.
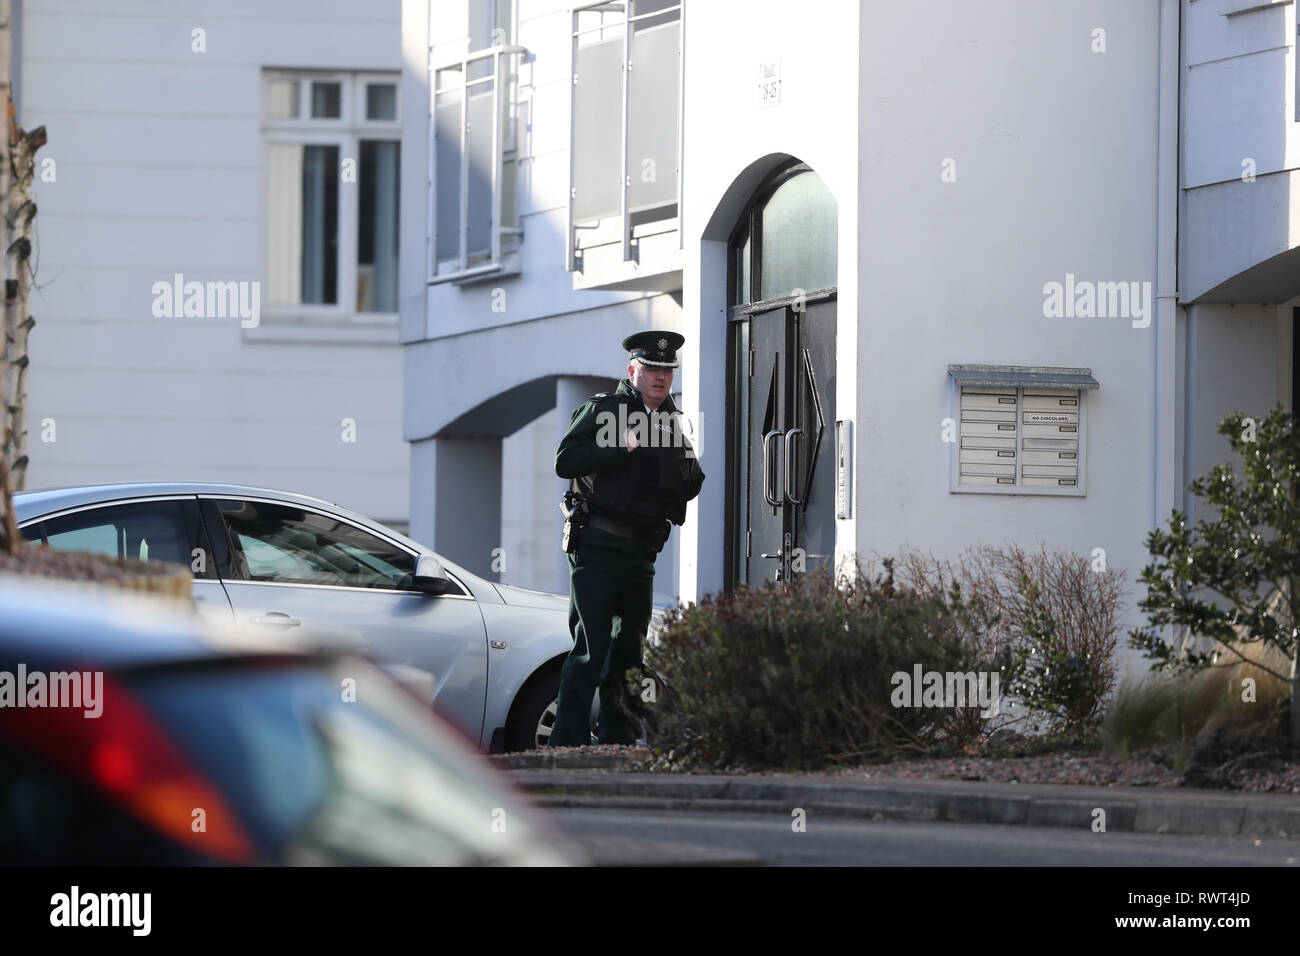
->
xmin=947 ymin=364 xmax=1101 ymax=390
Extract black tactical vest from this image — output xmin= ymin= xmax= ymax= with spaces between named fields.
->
xmin=576 ymin=392 xmax=695 ymax=527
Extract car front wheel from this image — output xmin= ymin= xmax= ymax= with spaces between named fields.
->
xmin=505 ymin=668 xmax=602 ymax=751
xmin=505 ymin=668 xmax=561 ymax=751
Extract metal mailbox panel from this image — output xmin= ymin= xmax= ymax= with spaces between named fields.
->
xmin=1023 ymin=476 xmax=1079 ymax=487
xmin=961 ymin=422 xmax=1019 ymax=438
xmin=1022 ymin=449 xmax=1077 ymax=465
xmin=954 ymin=384 xmax=1085 ymax=494
xmin=960 ymin=474 xmax=1018 ymax=486
xmin=1023 ymin=393 xmax=1079 ymax=411
xmin=1021 ymin=464 xmax=1078 ymax=478
xmin=960 ymin=435 xmax=1017 ymax=451
xmin=1022 ymin=411 xmax=1078 ymax=426
xmin=960 ymin=462 xmax=1016 ymax=478
xmin=961 ymin=393 xmax=1019 ymax=410
xmin=1021 ymin=423 xmax=1078 ymax=440
xmin=1021 ymin=437 xmax=1078 ymax=451
xmin=961 ymin=449 xmax=1019 ymax=464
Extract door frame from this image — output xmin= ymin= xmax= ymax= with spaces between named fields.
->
xmin=720 ymin=157 xmax=838 ymax=593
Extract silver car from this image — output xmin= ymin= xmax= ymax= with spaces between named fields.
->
xmin=14 ymin=482 xmax=576 ymax=752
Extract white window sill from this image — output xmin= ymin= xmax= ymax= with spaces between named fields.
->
xmin=950 ymin=484 xmax=1087 ymax=498
xmin=427 ymin=250 xmax=522 ymax=287
xmin=242 ymin=312 xmax=400 ymax=345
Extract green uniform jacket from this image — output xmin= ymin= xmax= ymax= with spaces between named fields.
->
xmin=556 ymin=379 xmax=705 ymax=547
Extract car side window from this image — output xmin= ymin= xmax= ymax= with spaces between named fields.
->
xmin=20 ymin=499 xmax=215 ymax=579
xmin=211 ymin=499 xmax=429 ymax=592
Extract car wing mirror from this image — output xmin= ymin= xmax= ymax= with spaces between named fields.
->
xmin=413 ymin=553 xmax=452 ymax=596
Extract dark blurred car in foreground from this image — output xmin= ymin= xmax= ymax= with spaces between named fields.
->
xmin=0 ymin=578 xmax=583 ymax=865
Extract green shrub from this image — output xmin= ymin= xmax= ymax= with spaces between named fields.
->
xmin=634 ymin=560 xmax=995 ymax=770
xmin=1130 ymin=405 xmax=1300 ymax=743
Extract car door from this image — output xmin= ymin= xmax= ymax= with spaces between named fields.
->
xmin=18 ymin=496 xmax=234 ymax=623
xmin=198 ymin=496 xmax=489 ymax=743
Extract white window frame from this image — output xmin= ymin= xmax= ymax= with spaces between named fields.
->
xmin=566 ymin=0 xmax=685 ymax=272
xmin=265 ymin=70 xmax=352 ymax=128
xmin=428 ymin=43 xmax=527 ymax=285
xmin=355 ymin=72 xmax=403 ymax=129
xmin=947 ymin=367 xmax=1095 ymax=497
xmin=260 ymin=69 xmax=402 ymax=327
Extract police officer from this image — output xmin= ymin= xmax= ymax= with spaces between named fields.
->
xmin=548 ymin=330 xmax=705 ymax=747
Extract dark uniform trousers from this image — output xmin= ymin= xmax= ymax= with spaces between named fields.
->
xmin=549 ymin=537 xmax=655 ymax=747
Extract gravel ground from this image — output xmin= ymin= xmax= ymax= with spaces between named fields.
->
xmin=535 ymin=744 xmax=1300 ymax=793
xmin=840 ymin=754 xmax=1300 ymax=793
xmin=835 ymin=753 xmax=1184 ymax=787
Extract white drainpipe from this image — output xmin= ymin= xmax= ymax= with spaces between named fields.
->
xmin=1153 ymin=0 xmax=1180 ymax=534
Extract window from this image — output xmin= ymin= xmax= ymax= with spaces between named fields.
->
xmin=429 ymin=0 xmax=525 ymax=283
xmin=948 ymin=366 xmax=1098 ymax=495
xmin=21 ymin=499 xmax=214 ymax=576
xmin=263 ymin=71 xmax=400 ymax=317
xmin=730 ymin=162 xmax=837 ymax=306
xmin=212 ymin=499 xmax=422 ymax=591
xmin=568 ymin=0 xmax=683 ymax=271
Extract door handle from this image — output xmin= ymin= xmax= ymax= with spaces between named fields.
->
xmin=251 ymin=612 xmax=302 ymax=628
xmin=784 ymin=427 xmax=805 ymax=505
xmin=759 ymin=551 xmax=782 ymax=559
xmin=762 ymin=429 xmax=784 ymax=506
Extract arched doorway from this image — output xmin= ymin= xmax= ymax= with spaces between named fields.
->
xmin=725 ymin=160 xmax=837 ymax=589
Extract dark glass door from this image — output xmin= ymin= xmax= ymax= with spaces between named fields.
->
xmin=734 ymin=296 xmax=836 ymax=586
xmin=747 ymin=304 xmax=787 ymax=585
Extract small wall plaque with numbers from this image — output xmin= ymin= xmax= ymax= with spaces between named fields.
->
xmin=757 ymin=59 xmax=781 ymax=109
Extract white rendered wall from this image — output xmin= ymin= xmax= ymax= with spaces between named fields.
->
xmin=500 ymin=404 xmax=560 ymax=591
xmin=855 ymin=0 xmax=1168 ymax=673
xmin=1182 ymin=0 xmax=1300 ymax=300
xmin=1184 ymin=0 xmax=1297 ymax=188
xmin=1185 ymin=304 xmax=1283 ymax=518
xmin=680 ymin=0 xmax=863 ymax=602
xmin=678 ymin=1 xmax=1161 ymax=607
xmin=22 ymin=0 xmax=409 ymax=525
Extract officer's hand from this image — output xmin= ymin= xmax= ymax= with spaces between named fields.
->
xmin=625 ymin=426 xmax=639 ymax=451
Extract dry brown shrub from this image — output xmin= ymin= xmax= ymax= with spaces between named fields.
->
xmin=896 ymin=543 xmax=1125 ymax=732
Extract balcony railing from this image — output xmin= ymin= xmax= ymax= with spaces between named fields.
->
xmin=428 ymin=44 xmax=528 ymax=284
xmin=567 ymin=0 xmax=683 ymax=274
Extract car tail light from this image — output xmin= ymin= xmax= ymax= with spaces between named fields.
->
xmin=0 ymin=669 xmax=257 ymax=864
